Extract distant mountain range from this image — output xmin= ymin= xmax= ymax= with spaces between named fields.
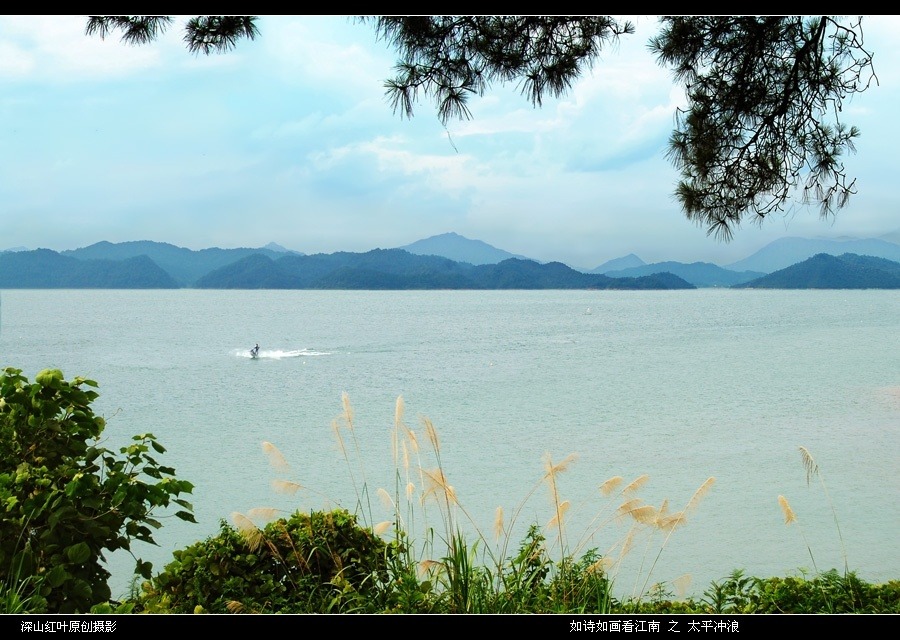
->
xmin=2 ymin=233 xmax=900 ymax=290
xmin=0 ymin=246 xmax=694 ymax=290
xmin=0 ymin=248 xmax=178 ymax=288
xmin=399 ymin=232 xmax=532 ymax=264
xmin=59 ymin=240 xmax=296 ymax=287
xmin=724 ymin=237 xmax=900 ymax=273
xmin=733 ymin=253 xmax=900 ymax=289
xmin=600 ymin=261 xmax=765 ymax=288
xmin=592 ymin=253 xmax=646 ymax=273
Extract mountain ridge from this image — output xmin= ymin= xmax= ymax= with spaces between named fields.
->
xmin=397 ymin=232 xmax=532 ymax=265
xmin=5 ymin=233 xmax=900 ymax=289
xmin=733 ymin=253 xmax=900 ymax=289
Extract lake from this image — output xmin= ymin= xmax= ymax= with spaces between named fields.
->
xmin=1 ymin=288 xmax=897 ymax=601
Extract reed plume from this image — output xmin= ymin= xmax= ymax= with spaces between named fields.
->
xmin=599 ymin=476 xmax=624 ymax=496
xmin=423 ymin=417 xmax=440 ymax=454
xmin=638 ymin=477 xmax=715 ymax=598
xmin=392 ymin=395 xmax=405 ymax=467
xmin=377 ymin=487 xmax=394 ymax=511
xmin=622 ymin=474 xmax=649 ymax=495
xmin=798 ymin=446 xmax=848 ymax=574
xmin=341 ymin=391 xmax=354 ymax=430
xmin=778 ymin=494 xmax=818 ymax=573
xmin=547 ymin=499 xmax=571 ymax=530
xmin=247 ymin=507 xmax=279 ymax=522
xmin=672 ymin=574 xmax=692 ymax=599
xmin=374 ymin=521 xmax=392 ymax=535
xmin=272 ymin=479 xmax=302 ymax=495
xmin=628 ymin=505 xmax=659 ymax=526
xmin=543 ymin=453 xmax=577 ymax=553
xmin=261 ymin=441 xmax=290 ymax=474
xmin=421 ymin=468 xmax=457 ymax=506
xmin=231 ymin=512 xmax=264 ymax=551
xmin=332 ymin=394 xmax=372 ymax=524
xmin=494 ymin=506 xmax=505 ymax=542
xmin=778 ymin=495 xmax=797 ymax=524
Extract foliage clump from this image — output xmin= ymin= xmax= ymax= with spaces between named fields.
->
xmin=140 ymin=509 xmax=395 ymax=613
xmin=0 ymin=367 xmax=194 ymax=613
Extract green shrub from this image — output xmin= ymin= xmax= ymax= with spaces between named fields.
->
xmin=141 ymin=508 xmax=396 ymax=613
xmin=0 ymin=367 xmax=194 ymax=613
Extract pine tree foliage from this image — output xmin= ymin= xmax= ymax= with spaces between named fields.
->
xmin=83 ymin=15 xmax=877 ymax=240
xmin=363 ymin=16 xmax=635 ymax=123
xmin=649 ymin=16 xmax=875 ymax=239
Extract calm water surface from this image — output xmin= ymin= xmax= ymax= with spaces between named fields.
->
xmin=1 ymin=289 xmax=897 ymax=599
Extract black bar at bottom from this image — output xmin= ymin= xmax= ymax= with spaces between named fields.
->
xmin=2 ymin=613 xmax=890 ymax=633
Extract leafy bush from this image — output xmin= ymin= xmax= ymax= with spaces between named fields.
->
xmin=141 ymin=509 xmax=396 ymax=613
xmin=0 ymin=367 xmax=194 ymax=613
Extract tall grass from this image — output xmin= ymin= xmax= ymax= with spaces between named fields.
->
xmin=773 ymin=445 xmax=860 ymax=611
xmin=135 ymin=401 xmax=896 ymax=613
xmin=228 ymin=393 xmax=714 ymax=612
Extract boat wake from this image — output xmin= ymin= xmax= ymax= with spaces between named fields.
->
xmin=233 ymin=348 xmax=331 ymax=359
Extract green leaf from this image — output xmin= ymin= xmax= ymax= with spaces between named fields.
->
xmin=66 ymin=542 xmax=91 ymax=564
xmin=35 ymin=369 xmax=64 ymax=387
xmin=46 ymin=565 xmax=69 ymax=588
xmin=136 ymin=560 xmax=153 ymax=580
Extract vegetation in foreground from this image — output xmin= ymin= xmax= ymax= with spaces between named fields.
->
xmin=2 ymin=368 xmax=897 ymax=614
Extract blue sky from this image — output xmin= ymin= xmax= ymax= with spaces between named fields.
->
xmin=2 ymin=15 xmax=899 ymax=270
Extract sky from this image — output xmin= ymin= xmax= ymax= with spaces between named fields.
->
xmin=2 ymin=15 xmax=899 ymax=270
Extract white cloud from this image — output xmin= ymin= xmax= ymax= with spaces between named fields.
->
xmin=0 ymin=16 xmax=168 ymax=80
xmin=260 ymin=16 xmax=391 ymax=94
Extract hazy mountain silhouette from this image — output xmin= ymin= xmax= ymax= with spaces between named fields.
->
xmin=602 ymin=261 xmax=765 ymax=287
xmin=733 ymin=253 xmax=900 ymax=289
xmin=195 ymin=250 xmax=694 ymax=290
xmin=62 ymin=240 xmax=289 ymax=286
xmin=398 ymin=232 xmax=533 ymax=265
xmin=0 ymin=249 xmax=178 ymax=288
xmin=11 ymin=233 xmax=900 ymax=289
xmin=725 ymin=237 xmax=900 ymax=273
xmin=590 ymin=253 xmax=646 ymax=273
